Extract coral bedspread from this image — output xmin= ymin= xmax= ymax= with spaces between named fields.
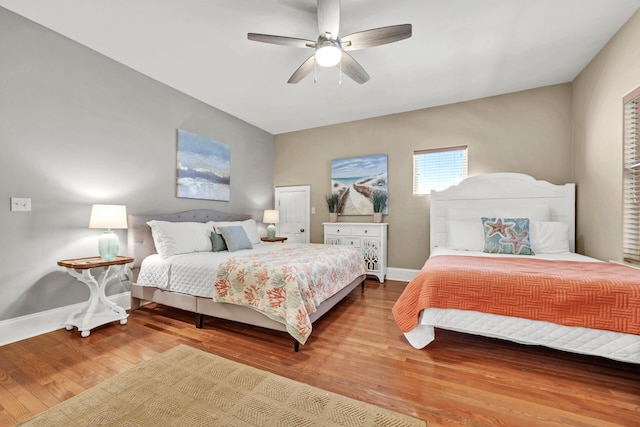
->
xmin=393 ymin=255 xmax=640 ymax=335
xmin=213 ymin=244 xmax=366 ymax=344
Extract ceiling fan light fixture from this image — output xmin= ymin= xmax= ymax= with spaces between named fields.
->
xmin=315 ymin=41 xmax=342 ymax=67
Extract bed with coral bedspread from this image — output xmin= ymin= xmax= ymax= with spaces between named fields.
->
xmin=128 ymin=210 xmax=366 ymax=351
xmin=393 ymin=173 xmax=640 ymax=363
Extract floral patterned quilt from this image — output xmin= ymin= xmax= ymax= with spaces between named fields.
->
xmin=213 ymin=244 xmax=366 ymax=344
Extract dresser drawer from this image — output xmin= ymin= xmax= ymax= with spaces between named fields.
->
xmin=342 ymin=237 xmax=361 ymax=248
xmin=351 ymin=225 xmax=381 ymax=237
xmin=324 ymin=225 xmax=351 ymax=235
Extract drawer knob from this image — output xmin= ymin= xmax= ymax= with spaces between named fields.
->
xmin=365 ymin=230 xmax=368 ymax=233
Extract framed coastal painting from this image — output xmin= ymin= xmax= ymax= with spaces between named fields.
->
xmin=331 ymin=154 xmax=388 ymax=215
xmin=176 ymin=129 xmax=230 ymax=201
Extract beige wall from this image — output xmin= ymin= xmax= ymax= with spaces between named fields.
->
xmin=275 ymin=84 xmax=572 ymax=269
xmin=572 ymin=10 xmax=640 ymax=261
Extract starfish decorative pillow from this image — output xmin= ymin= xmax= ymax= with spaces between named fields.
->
xmin=481 ymin=217 xmax=535 ymax=255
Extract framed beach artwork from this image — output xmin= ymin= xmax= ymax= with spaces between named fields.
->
xmin=331 ymin=154 xmax=388 ymax=215
xmin=176 ymin=129 xmax=230 ymax=201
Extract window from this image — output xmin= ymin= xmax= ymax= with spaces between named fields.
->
xmin=623 ymin=87 xmax=640 ymax=263
xmin=413 ymin=145 xmax=468 ymax=195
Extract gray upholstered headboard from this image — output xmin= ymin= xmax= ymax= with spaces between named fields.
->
xmin=127 ymin=209 xmax=252 ymax=279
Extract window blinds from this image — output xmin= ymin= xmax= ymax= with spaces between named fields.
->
xmin=623 ymin=88 xmax=640 ymax=263
xmin=413 ymin=145 xmax=468 ymax=195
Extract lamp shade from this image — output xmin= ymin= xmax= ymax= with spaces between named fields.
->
xmin=89 ymin=204 xmax=128 ymax=230
xmin=262 ymin=210 xmax=279 ymax=224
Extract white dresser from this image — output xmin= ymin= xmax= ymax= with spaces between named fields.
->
xmin=323 ymin=222 xmax=388 ymax=283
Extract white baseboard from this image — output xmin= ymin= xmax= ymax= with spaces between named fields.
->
xmin=0 ymin=292 xmax=131 ymax=347
xmin=386 ymin=267 xmax=419 ymax=282
xmin=0 ymin=269 xmax=418 ymax=347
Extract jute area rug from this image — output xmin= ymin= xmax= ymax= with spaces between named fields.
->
xmin=20 ymin=344 xmax=426 ymax=427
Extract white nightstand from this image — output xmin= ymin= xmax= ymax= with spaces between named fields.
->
xmin=58 ymin=256 xmax=134 ymax=337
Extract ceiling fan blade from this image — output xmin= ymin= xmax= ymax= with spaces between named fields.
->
xmin=318 ymin=0 xmax=340 ymax=40
xmin=248 ymin=33 xmax=315 ymax=49
xmin=341 ymin=24 xmax=412 ymax=51
xmin=288 ymin=55 xmax=316 ymax=84
xmin=340 ymin=52 xmax=370 ymax=84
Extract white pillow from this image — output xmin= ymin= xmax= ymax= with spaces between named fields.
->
xmin=494 ymin=205 xmax=551 ymax=221
xmin=530 ymin=221 xmax=570 ymax=253
xmin=147 ymin=220 xmax=214 ymax=258
xmin=213 ymin=219 xmax=261 ymax=244
xmin=446 ymin=220 xmax=485 ymax=251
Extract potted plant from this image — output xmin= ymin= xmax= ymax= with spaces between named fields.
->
xmin=326 ymin=193 xmax=340 ymax=222
xmin=371 ymin=190 xmax=388 ymax=223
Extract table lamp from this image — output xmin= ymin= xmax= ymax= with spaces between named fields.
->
xmin=262 ymin=210 xmax=279 ymax=240
xmin=89 ymin=204 xmax=128 ymax=261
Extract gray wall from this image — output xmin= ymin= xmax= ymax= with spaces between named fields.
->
xmin=0 ymin=8 xmax=275 ymax=321
xmin=275 ymin=84 xmax=573 ymax=269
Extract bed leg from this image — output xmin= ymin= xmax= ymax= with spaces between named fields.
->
xmin=294 ymin=340 xmax=299 ymax=352
xmin=361 ymin=278 xmax=365 ymax=291
xmin=130 ymin=296 xmax=142 ymax=310
xmin=195 ymin=314 xmax=203 ymax=329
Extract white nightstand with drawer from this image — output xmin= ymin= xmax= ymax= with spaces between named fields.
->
xmin=323 ymin=222 xmax=388 ymax=282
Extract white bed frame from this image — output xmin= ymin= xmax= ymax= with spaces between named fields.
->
xmin=406 ymin=173 xmax=640 ymax=364
xmin=430 ymin=172 xmax=576 ymax=253
xmin=127 ymin=209 xmax=366 ymax=352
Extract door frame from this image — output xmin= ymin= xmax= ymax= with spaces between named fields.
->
xmin=275 ymin=185 xmax=311 ymax=244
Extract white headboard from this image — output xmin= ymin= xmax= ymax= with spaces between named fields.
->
xmin=430 ymin=173 xmax=576 ymax=253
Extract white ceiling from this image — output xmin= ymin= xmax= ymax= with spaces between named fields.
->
xmin=2 ymin=0 xmax=640 ymax=135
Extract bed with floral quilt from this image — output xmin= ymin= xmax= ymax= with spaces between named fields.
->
xmin=128 ymin=210 xmax=367 ymax=351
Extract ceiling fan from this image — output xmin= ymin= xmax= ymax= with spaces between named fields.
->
xmin=247 ymin=0 xmax=412 ymax=84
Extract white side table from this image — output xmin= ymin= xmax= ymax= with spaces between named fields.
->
xmin=58 ymin=256 xmax=134 ymax=337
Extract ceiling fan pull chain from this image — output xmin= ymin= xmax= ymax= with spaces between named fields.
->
xmin=339 ymin=59 xmax=342 ymax=86
xmin=314 ymin=59 xmax=318 ymax=84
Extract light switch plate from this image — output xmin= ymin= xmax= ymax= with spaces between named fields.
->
xmin=11 ymin=197 xmax=31 ymax=212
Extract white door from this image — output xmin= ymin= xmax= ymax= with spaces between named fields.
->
xmin=275 ymin=186 xmax=310 ymax=243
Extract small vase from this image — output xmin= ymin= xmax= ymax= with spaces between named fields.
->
xmin=373 ymin=212 xmax=382 ymax=223
xmin=329 ymin=212 xmax=338 ymax=223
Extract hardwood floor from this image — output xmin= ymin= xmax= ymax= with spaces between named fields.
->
xmin=1 ymin=279 xmax=638 ymax=426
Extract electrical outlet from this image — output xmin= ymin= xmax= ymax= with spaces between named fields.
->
xmin=11 ymin=197 xmax=31 ymax=212
xmin=311 ymin=207 xmax=316 ymax=214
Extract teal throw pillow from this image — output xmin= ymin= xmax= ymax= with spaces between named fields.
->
xmin=210 ymin=232 xmax=228 ymax=252
xmin=481 ymin=217 xmax=535 ymax=255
